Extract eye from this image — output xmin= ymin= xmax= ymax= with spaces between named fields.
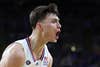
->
xmin=51 ymin=20 xmax=58 ymax=23
xmin=51 ymin=18 xmax=60 ymax=23
xmin=52 ymin=21 xmax=57 ymax=23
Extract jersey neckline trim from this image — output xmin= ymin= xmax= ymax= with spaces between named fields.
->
xmin=25 ymin=37 xmax=45 ymax=62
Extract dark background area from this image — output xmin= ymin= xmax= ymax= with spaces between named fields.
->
xmin=0 ymin=0 xmax=100 ymax=67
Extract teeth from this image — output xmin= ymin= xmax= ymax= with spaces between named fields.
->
xmin=56 ymin=32 xmax=59 ymax=39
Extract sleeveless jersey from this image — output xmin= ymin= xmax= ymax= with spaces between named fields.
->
xmin=16 ymin=38 xmax=50 ymax=67
xmin=2 ymin=38 xmax=50 ymax=67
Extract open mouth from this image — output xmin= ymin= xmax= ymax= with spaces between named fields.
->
xmin=56 ymin=31 xmax=61 ymax=39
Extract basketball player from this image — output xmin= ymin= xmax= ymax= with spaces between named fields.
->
xmin=0 ymin=3 xmax=61 ymax=67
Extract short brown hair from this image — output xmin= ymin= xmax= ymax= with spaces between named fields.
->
xmin=29 ymin=3 xmax=59 ymax=28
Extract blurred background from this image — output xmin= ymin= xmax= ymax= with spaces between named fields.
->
xmin=0 ymin=0 xmax=100 ymax=67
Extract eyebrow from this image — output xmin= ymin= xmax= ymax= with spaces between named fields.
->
xmin=52 ymin=17 xmax=60 ymax=21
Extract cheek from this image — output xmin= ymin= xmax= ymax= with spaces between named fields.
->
xmin=46 ymin=23 xmax=56 ymax=30
xmin=46 ymin=24 xmax=55 ymax=32
xmin=43 ymin=23 xmax=56 ymax=35
xmin=44 ymin=25 xmax=53 ymax=35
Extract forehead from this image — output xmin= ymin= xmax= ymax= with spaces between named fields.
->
xmin=45 ymin=13 xmax=60 ymax=21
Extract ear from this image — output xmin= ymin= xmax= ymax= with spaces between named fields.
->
xmin=36 ymin=22 xmax=43 ymax=31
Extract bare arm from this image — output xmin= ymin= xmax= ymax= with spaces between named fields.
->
xmin=0 ymin=43 xmax=25 ymax=67
xmin=48 ymin=56 xmax=53 ymax=67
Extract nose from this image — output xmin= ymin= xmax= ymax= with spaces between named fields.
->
xmin=57 ymin=22 xmax=61 ymax=29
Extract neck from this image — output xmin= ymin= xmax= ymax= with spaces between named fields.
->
xmin=28 ymin=29 xmax=47 ymax=60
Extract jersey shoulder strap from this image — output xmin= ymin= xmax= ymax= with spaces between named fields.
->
xmin=16 ymin=39 xmax=34 ymax=65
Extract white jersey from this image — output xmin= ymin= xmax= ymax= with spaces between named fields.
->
xmin=2 ymin=38 xmax=50 ymax=67
xmin=16 ymin=38 xmax=50 ymax=67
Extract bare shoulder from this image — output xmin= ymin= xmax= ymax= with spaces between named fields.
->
xmin=48 ymin=50 xmax=53 ymax=63
xmin=48 ymin=50 xmax=53 ymax=67
xmin=45 ymin=45 xmax=53 ymax=67
xmin=45 ymin=45 xmax=53 ymax=61
xmin=0 ymin=42 xmax=25 ymax=67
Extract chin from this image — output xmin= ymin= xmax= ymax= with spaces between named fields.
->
xmin=50 ymin=39 xmax=57 ymax=43
xmin=54 ymin=40 xmax=57 ymax=42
